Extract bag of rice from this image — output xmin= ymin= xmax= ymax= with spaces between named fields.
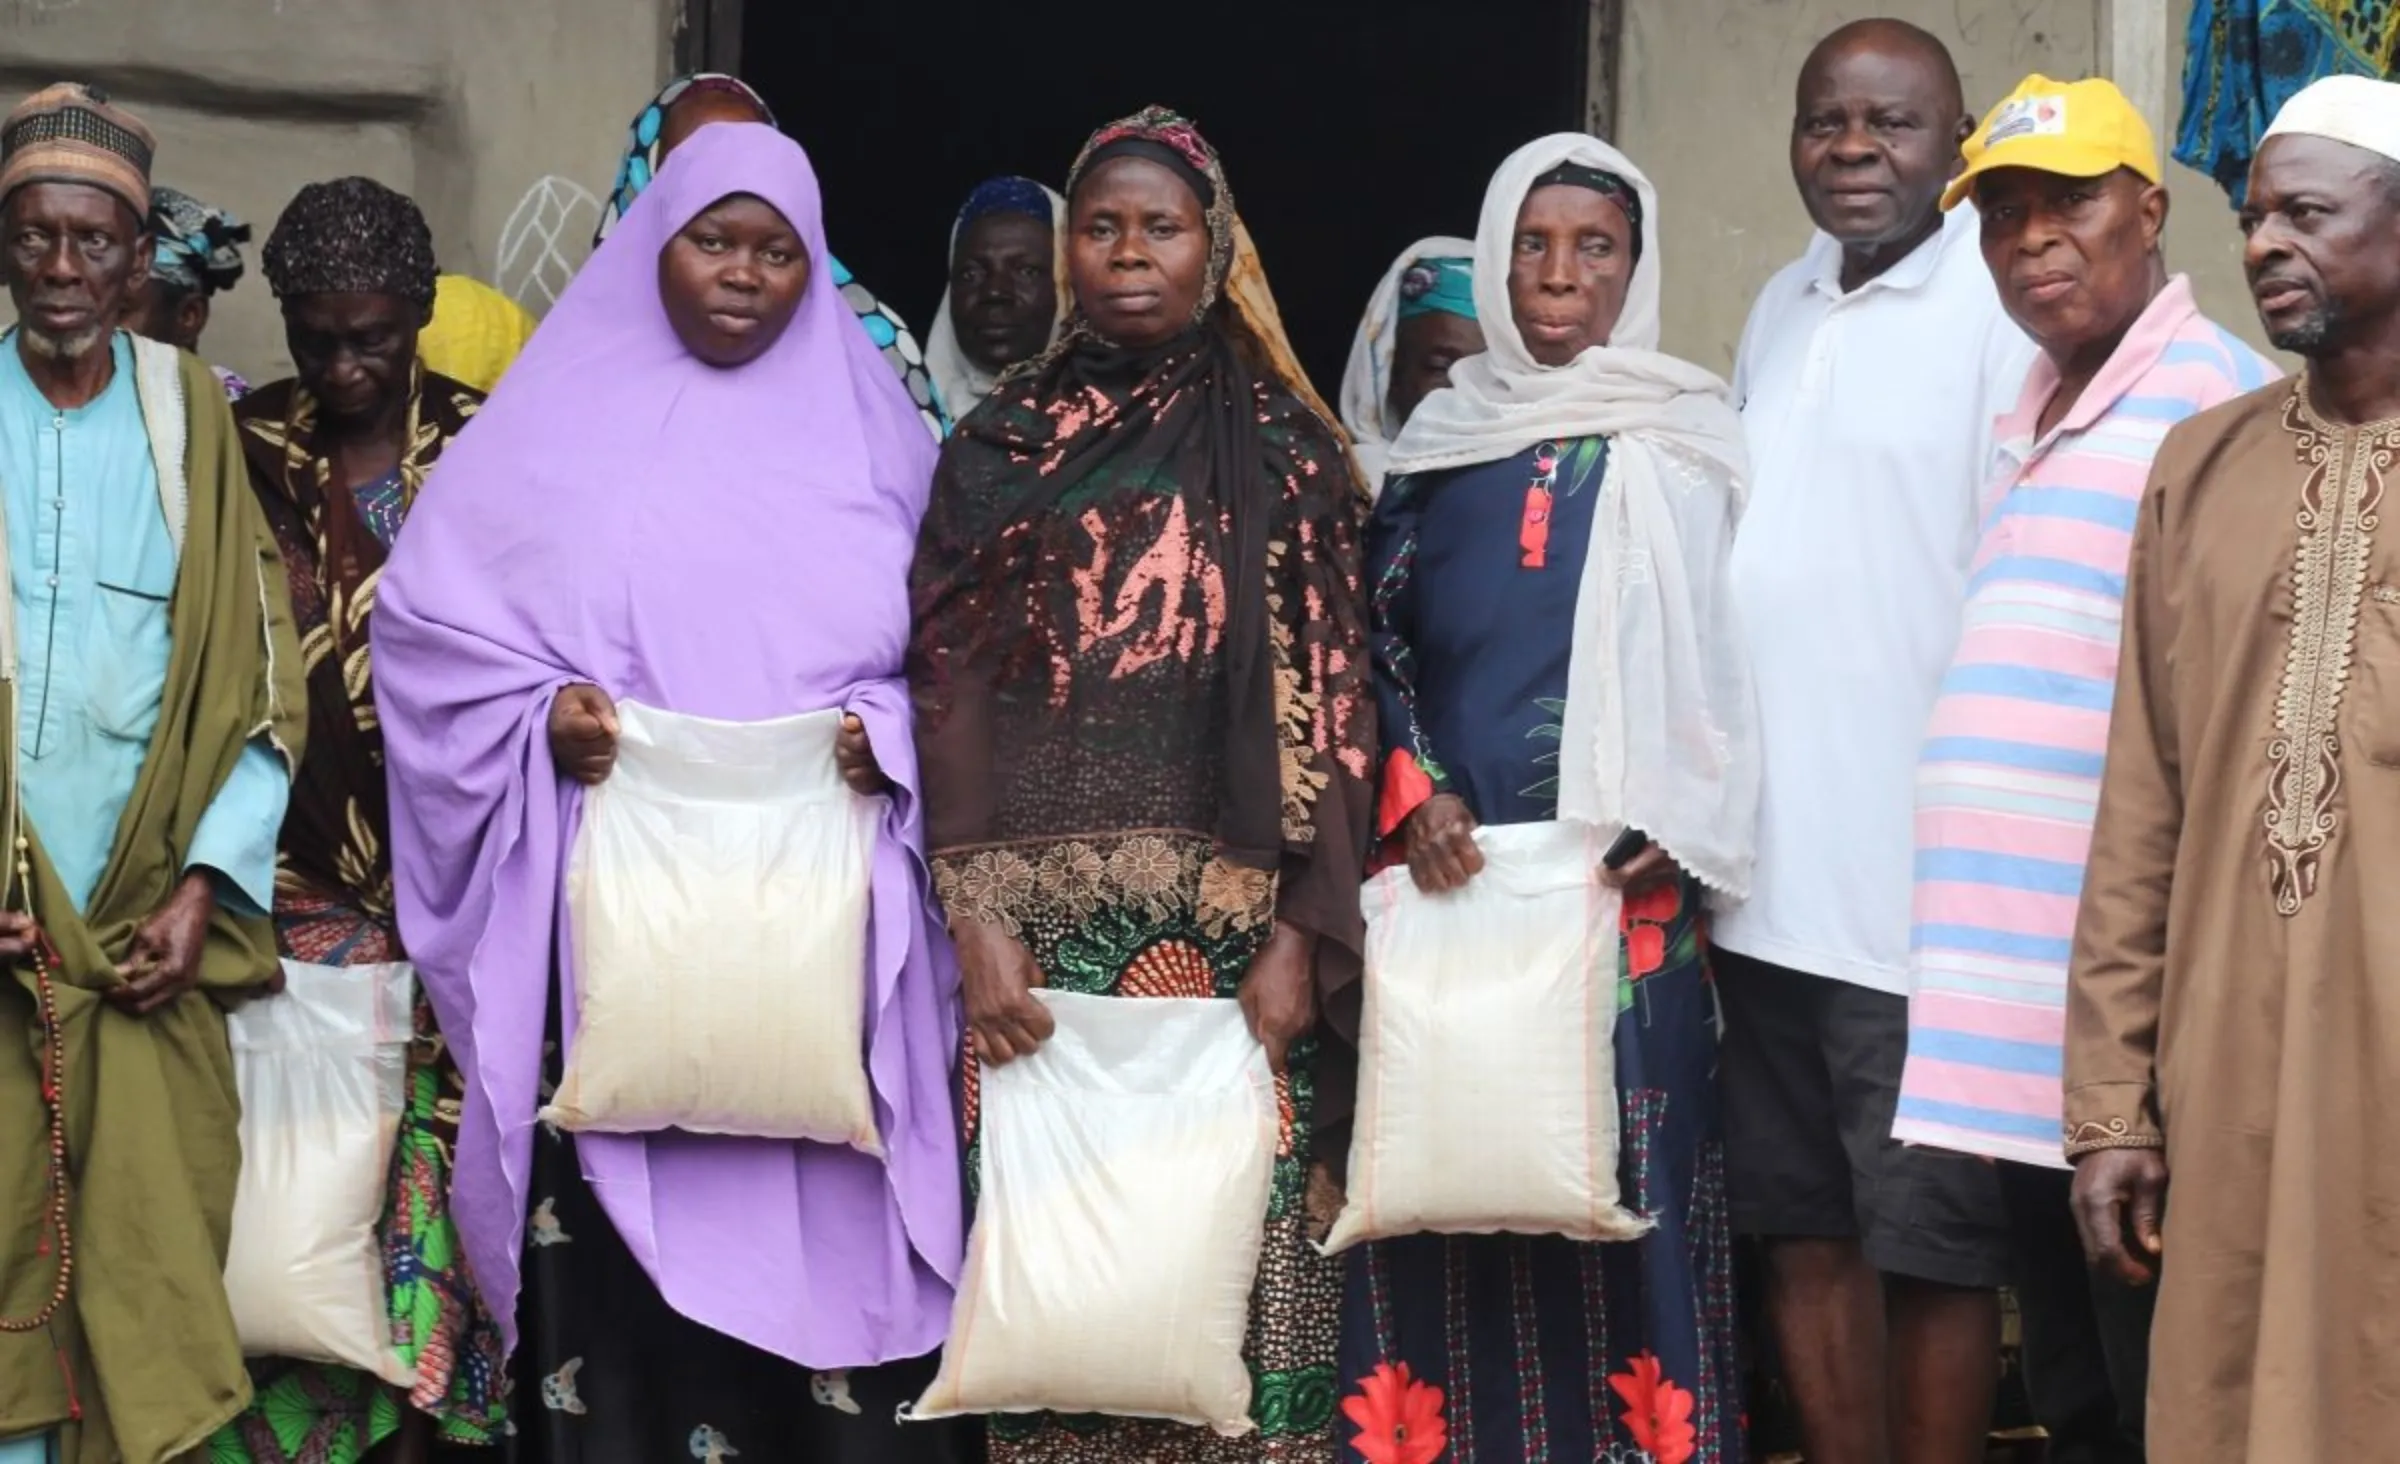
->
xmin=911 ymin=991 xmax=1276 ymax=1435
xmin=547 ymin=700 xmax=881 ymax=1149
xmin=1323 ymin=819 xmax=1651 ymax=1252
xmin=224 ymin=959 xmax=417 ymax=1385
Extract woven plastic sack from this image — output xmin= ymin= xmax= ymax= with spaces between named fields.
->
xmin=547 ymin=701 xmax=880 ymax=1149
xmin=1324 ymin=820 xmax=1652 ymax=1251
xmin=912 ymin=991 xmax=1277 ymax=1435
xmin=224 ymin=959 xmax=417 ymax=1385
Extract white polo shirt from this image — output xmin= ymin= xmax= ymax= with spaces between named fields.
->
xmin=1717 ymin=205 xmax=2036 ymax=995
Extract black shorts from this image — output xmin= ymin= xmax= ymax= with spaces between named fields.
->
xmin=1715 ymin=948 xmax=2011 ymax=1289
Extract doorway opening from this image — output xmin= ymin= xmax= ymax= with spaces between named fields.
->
xmin=728 ymin=0 xmax=1605 ymax=394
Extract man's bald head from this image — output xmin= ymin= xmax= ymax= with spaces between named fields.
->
xmin=1791 ymin=17 xmax=1974 ymax=286
xmin=1800 ymin=18 xmax=1966 ymax=125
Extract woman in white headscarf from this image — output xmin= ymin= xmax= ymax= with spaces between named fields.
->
xmin=924 ymin=175 xmax=1068 ymax=424
xmin=1335 ymin=134 xmax=1757 ymax=1463
xmin=1336 ymin=235 xmax=1479 ymax=496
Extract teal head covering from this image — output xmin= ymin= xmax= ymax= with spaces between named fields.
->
xmin=1396 ymin=255 xmax=1476 ymax=322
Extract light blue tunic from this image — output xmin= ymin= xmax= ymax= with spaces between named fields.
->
xmin=0 ymin=332 xmax=284 ymax=914
xmin=0 ymin=1431 xmax=52 ymax=1462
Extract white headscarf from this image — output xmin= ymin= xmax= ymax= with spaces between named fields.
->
xmin=1390 ymin=133 xmax=1759 ymax=897
xmin=925 ymin=181 xmax=1069 ymax=423
xmin=1338 ymin=234 xmax=1475 ymax=496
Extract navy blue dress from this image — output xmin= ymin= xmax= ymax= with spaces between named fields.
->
xmin=1340 ymin=439 xmax=1740 ymax=1464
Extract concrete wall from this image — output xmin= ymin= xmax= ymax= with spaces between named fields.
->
xmin=0 ymin=0 xmax=2269 ymax=389
xmin=1621 ymin=0 xmax=2271 ymax=375
xmin=0 ymin=0 xmax=673 ymax=388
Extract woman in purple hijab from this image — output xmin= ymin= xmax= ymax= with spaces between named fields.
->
xmin=372 ymin=123 xmax=970 ymax=1463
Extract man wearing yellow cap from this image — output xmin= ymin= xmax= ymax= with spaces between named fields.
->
xmin=1895 ymin=74 xmax=2277 ymax=1464
xmin=2065 ymin=71 xmax=2400 ymax=1459
xmin=0 ymin=83 xmax=304 ymax=1464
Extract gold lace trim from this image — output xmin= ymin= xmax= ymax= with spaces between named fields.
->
xmin=2062 ymin=1117 xmax=2165 ymax=1158
xmin=1266 ymin=534 xmax=1330 ymax=844
xmin=2267 ymin=388 xmax=2399 ymax=915
xmin=931 ymin=830 xmax=1275 ymax=940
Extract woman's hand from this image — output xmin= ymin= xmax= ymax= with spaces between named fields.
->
xmin=549 ymin=684 xmax=619 ymax=786
xmin=1600 ymin=841 xmax=1684 ymax=896
xmin=1239 ymin=920 xmax=1319 ymax=1074
xmin=955 ymin=918 xmax=1052 ymax=1066
xmin=835 ymin=713 xmax=892 ymax=797
xmin=1404 ymin=793 xmax=1484 ymax=894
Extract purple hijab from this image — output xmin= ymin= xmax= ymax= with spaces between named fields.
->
xmin=372 ymin=123 xmax=960 ymax=1367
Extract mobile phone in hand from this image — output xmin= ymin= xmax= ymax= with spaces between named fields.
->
xmin=1602 ymin=827 xmax=1649 ymax=871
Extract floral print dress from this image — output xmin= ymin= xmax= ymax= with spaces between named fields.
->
xmin=1340 ymin=440 xmax=1741 ymax=1464
xmin=212 ymin=377 xmax=508 ymax=1464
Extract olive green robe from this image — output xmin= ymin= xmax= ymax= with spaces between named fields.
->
xmin=0 ymin=342 xmax=306 ymax=1464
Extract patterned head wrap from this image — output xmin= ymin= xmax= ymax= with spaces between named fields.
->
xmin=1397 ymin=255 xmax=1476 ymax=322
xmin=1067 ymin=104 xmax=1239 ymax=331
xmin=594 ymin=73 xmax=771 ymax=248
xmin=147 ymin=185 xmax=250 ymax=297
xmin=1530 ymin=162 xmax=1645 ymax=260
xmin=594 ymin=73 xmax=946 ymax=439
xmin=0 ymin=82 xmax=153 ymax=218
xmin=263 ymin=177 xmax=438 ymax=309
xmin=955 ymin=174 xmax=1056 ymax=234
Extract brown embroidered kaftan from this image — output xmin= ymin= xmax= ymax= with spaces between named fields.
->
xmin=2065 ymin=378 xmax=2400 ymax=1460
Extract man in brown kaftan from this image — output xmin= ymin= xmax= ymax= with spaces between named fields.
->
xmin=2064 ymin=75 xmax=2400 ymax=1461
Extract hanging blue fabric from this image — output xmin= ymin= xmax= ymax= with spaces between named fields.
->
xmin=2179 ymin=0 xmax=2400 ymax=205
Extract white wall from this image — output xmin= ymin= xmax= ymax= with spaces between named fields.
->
xmin=1620 ymin=0 xmax=2270 ymax=375
xmin=0 ymin=0 xmax=673 ymax=387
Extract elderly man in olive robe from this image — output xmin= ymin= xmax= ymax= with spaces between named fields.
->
xmin=0 ymin=83 xmax=304 ymax=1464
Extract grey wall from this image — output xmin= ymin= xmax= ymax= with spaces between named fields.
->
xmin=0 ymin=0 xmax=673 ymax=387
xmin=0 ymin=0 xmax=2270 ymax=390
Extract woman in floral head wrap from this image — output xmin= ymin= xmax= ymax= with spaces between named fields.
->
xmin=124 ymin=183 xmax=252 ymax=396
xmin=909 ymin=105 xmax=1374 ymax=1463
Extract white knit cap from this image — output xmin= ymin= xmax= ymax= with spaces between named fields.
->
xmin=2262 ymin=74 xmax=2400 ymax=164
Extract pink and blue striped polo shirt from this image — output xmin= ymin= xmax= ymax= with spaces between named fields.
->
xmin=1893 ymin=276 xmax=2277 ymax=1168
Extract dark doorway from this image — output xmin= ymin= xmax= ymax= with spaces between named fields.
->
xmin=738 ymin=0 xmax=1596 ymax=396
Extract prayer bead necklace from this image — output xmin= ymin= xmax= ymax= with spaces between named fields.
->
xmin=1 ymin=832 xmax=73 ymax=1335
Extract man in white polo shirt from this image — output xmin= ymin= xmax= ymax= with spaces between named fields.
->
xmin=1719 ymin=17 xmax=2037 ymax=1464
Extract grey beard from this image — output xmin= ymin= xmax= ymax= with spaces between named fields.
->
xmin=18 ymin=323 xmax=105 ymax=361
xmin=2269 ymin=301 xmax=2339 ymax=355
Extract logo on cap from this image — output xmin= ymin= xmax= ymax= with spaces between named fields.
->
xmin=1986 ymin=95 xmax=2068 ymax=147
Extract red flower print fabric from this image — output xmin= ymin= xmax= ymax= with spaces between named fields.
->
xmin=1609 ymin=1351 xmax=1697 ymax=1464
xmin=1344 ymin=1362 xmax=1448 ymax=1464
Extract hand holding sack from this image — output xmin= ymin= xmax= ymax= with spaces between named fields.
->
xmin=1324 ymin=820 xmax=1651 ymax=1251
xmin=911 ymin=991 xmax=1277 ymax=1435
xmin=223 ymin=959 xmax=419 ymax=1385
xmin=544 ymin=701 xmax=881 ymax=1149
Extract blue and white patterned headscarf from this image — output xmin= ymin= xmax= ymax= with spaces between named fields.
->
xmin=596 ymin=73 xmax=944 ymax=438
xmin=147 ymin=184 xmax=250 ymax=297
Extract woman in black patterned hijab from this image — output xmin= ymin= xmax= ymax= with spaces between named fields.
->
xmin=209 ymin=173 xmax=507 ymax=1464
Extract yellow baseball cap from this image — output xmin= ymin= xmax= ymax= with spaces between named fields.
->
xmin=1941 ymin=74 xmax=2161 ymax=212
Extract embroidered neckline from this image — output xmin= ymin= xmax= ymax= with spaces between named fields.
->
xmin=2266 ymin=380 xmax=2398 ymax=914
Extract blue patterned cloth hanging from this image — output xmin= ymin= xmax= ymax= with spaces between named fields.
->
xmin=2179 ymin=0 xmax=2400 ymax=204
